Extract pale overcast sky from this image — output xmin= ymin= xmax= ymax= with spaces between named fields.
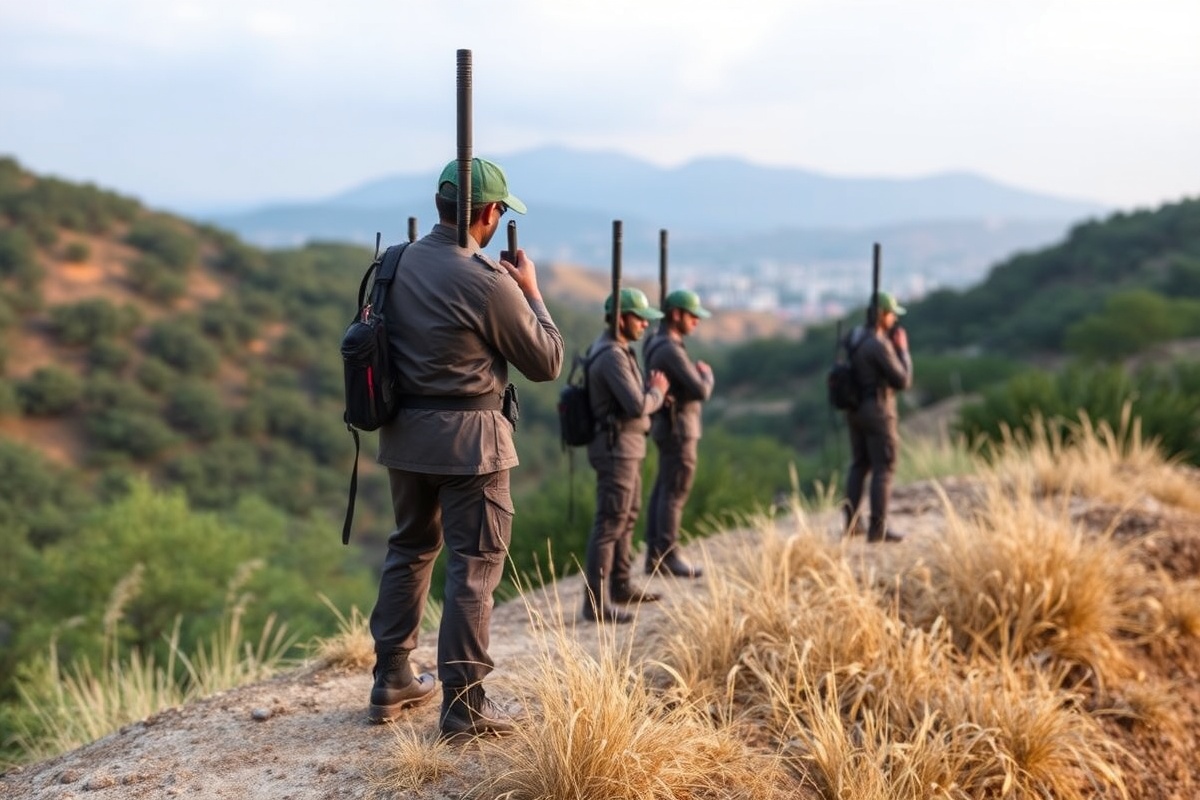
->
xmin=1 ymin=0 xmax=1197 ymax=213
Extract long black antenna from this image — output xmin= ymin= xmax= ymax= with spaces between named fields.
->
xmin=507 ymin=219 xmax=517 ymax=263
xmin=407 ymin=216 xmax=418 ymax=243
xmin=868 ymin=242 xmax=881 ymax=327
xmin=456 ymin=49 xmax=472 ymax=248
xmin=658 ymin=229 xmax=668 ymax=308
xmin=610 ymin=220 xmax=623 ymax=339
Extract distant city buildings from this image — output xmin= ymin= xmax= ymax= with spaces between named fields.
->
xmin=659 ymin=259 xmax=930 ymax=325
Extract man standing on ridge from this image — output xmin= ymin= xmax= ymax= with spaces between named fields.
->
xmin=366 ymin=158 xmax=563 ymax=740
xmin=642 ymin=289 xmax=714 ymax=578
xmin=582 ymin=287 xmax=669 ymax=624
xmin=840 ymin=290 xmax=912 ymax=544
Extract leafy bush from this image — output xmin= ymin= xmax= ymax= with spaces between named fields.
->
xmin=16 ymin=366 xmax=83 ymax=416
xmin=48 ymin=298 xmax=141 ymax=346
xmin=126 ymin=254 xmax=186 ymax=303
xmin=62 ymin=241 xmax=90 ymax=264
xmin=1064 ymin=289 xmax=1189 ymax=361
xmin=0 ymin=228 xmax=41 ymax=285
xmin=955 ymin=360 xmax=1200 ymax=466
xmin=199 ymin=299 xmax=260 ymax=352
xmin=913 ymin=354 xmax=1023 ymax=404
xmin=142 ymin=320 xmax=220 ymax=376
xmin=124 ymin=216 xmax=197 ymax=270
xmin=164 ymin=381 xmax=227 ymax=441
xmin=86 ymin=339 xmax=133 ymax=373
xmin=0 ymin=378 xmax=16 ymax=415
xmin=135 ymin=357 xmax=175 ymax=393
xmin=86 ymin=409 xmax=178 ymax=461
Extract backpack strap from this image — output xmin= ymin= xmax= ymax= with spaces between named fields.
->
xmin=342 ymin=428 xmax=361 ymax=545
xmin=361 ymin=243 xmax=407 ymax=309
xmin=342 ymin=242 xmax=409 ymax=546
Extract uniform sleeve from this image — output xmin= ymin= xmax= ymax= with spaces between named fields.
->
xmin=481 ymin=276 xmax=564 ymax=382
xmin=653 ymin=339 xmax=713 ymax=402
xmin=595 ymin=346 xmax=664 ymax=420
xmin=872 ymin=339 xmax=913 ymax=391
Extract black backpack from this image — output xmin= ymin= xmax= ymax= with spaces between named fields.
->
xmin=827 ymin=331 xmax=863 ymax=411
xmin=558 ymin=352 xmax=596 ymax=448
xmin=339 ymin=241 xmax=408 ymax=543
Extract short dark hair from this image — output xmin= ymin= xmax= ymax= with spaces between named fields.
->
xmin=436 ymin=195 xmax=491 ymax=225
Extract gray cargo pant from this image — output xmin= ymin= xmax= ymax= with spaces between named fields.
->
xmin=583 ymin=453 xmax=642 ymax=606
xmin=369 ymin=468 xmax=513 ymax=690
xmin=644 ymin=434 xmax=698 ymax=560
xmin=844 ymin=399 xmax=899 ymax=535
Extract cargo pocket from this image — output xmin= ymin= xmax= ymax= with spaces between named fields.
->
xmin=479 ymin=482 xmax=515 ymax=557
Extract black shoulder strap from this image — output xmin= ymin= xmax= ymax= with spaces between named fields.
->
xmin=342 ymin=242 xmax=408 ymax=546
xmin=356 ymin=243 xmax=408 ymax=310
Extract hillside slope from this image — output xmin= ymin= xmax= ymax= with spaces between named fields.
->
xmin=4 ymin=478 xmax=1198 ymax=800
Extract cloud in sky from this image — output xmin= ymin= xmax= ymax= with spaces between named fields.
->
xmin=1 ymin=0 xmax=1197 ymax=211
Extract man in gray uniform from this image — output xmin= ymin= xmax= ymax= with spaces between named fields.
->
xmin=841 ymin=291 xmax=912 ymax=544
xmin=582 ymin=287 xmax=669 ymax=624
xmin=367 ymin=158 xmax=563 ymax=739
xmin=643 ymin=289 xmax=715 ymax=578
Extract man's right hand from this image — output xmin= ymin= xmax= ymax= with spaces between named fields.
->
xmin=500 ymin=249 xmax=542 ymax=303
xmin=889 ymin=325 xmax=908 ymax=353
xmin=648 ymin=369 xmax=669 ymax=395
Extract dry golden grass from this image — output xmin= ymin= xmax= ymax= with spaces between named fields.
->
xmin=470 ymin=585 xmax=797 ymax=800
xmin=365 ymin=723 xmax=459 ymax=797
xmin=902 ymin=473 xmax=1147 ymax=687
xmin=635 ymin=457 xmax=1151 ymax=797
xmin=986 ymin=404 xmax=1200 ymax=513
xmin=307 ymin=594 xmax=444 ymax=671
xmin=308 ymin=595 xmax=376 ymax=670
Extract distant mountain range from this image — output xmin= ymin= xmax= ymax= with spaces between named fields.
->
xmin=203 ymin=146 xmax=1109 ymax=292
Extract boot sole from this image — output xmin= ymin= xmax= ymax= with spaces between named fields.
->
xmin=367 ymin=677 xmax=438 ymax=724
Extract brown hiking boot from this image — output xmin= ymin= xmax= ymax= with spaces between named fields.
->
xmin=610 ymin=582 xmax=660 ymax=604
xmin=581 ymin=601 xmax=633 ymax=624
xmin=367 ymin=652 xmax=437 ymax=723
xmin=439 ymin=685 xmax=522 ymax=740
xmin=647 ymin=551 xmax=703 ymax=578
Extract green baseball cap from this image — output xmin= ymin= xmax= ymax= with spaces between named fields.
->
xmin=605 ymin=287 xmax=663 ymax=321
xmin=876 ymin=291 xmax=906 ymax=315
xmin=437 ymin=158 xmax=527 ymax=214
xmin=663 ymin=288 xmax=712 ymax=319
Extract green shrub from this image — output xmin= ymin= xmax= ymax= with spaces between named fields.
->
xmin=955 ymin=360 xmax=1200 ymax=466
xmin=62 ymin=241 xmax=90 ymax=264
xmin=126 ymin=254 xmax=186 ymax=303
xmin=124 ymin=216 xmax=197 ymax=270
xmin=132 ymin=359 xmax=172 ymax=395
xmin=87 ymin=339 xmax=132 ymax=373
xmin=164 ymin=381 xmax=227 ymax=441
xmin=142 ymin=320 xmax=219 ymax=376
xmin=199 ymin=299 xmax=260 ymax=352
xmin=48 ymin=298 xmax=140 ymax=346
xmin=86 ymin=409 xmax=177 ymax=460
xmin=0 ymin=228 xmax=40 ymax=284
xmin=16 ymin=366 xmax=83 ymax=416
xmin=0 ymin=378 xmax=17 ymax=415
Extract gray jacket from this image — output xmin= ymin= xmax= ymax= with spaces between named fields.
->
xmin=585 ymin=330 xmax=665 ymax=460
xmin=643 ymin=325 xmax=714 ymax=441
xmin=377 ymin=223 xmax=563 ymax=474
xmin=848 ymin=325 xmax=913 ymax=418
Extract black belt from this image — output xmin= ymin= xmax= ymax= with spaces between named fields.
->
xmin=395 ymin=394 xmax=502 ymax=411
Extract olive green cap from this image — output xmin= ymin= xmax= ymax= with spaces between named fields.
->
xmin=663 ymin=288 xmax=712 ymax=319
xmin=437 ymin=158 xmax=527 ymax=214
xmin=605 ymin=287 xmax=663 ymax=321
xmin=876 ymin=291 xmax=906 ymax=315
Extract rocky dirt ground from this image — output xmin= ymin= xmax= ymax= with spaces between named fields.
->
xmin=3 ymin=479 xmax=1198 ymax=800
